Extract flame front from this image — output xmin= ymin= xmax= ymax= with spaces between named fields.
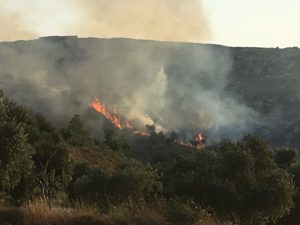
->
xmin=90 ymin=98 xmax=149 ymax=136
xmin=91 ymin=98 xmax=206 ymax=149
xmin=91 ymin=99 xmax=123 ymax=129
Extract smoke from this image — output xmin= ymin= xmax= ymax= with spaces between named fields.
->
xmin=124 ymin=67 xmax=168 ymax=130
xmin=0 ymin=1 xmax=259 ymax=143
xmin=0 ymin=0 xmax=210 ymax=43
xmin=123 ymin=44 xmax=260 ymax=142
xmin=71 ymin=0 xmax=211 ymax=42
xmin=0 ymin=37 xmax=260 ymax=143
xmin=0 ymin=5 xmax=35 ymax=41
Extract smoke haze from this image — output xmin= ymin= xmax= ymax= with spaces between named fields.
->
xmin=0 ymin=5 xmax=35 ymax=41
xmin=71 ymin=0 xmax=211 ymax=42
xmin=0 ymin=1 xmax=260 ymax=143
xmin=0 ymin=0 xmax=211 ymax=42
xmin=0 ymin=38 xmax=259 ymax=143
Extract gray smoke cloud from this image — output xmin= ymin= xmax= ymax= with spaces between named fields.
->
xmin=0 ymin=37 xmax=260 ymax=143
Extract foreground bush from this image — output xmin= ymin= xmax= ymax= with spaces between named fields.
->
xmin=165 ymin=136 xmax=296 ymax=225
xmin=70 ymin=159 xmax=162 ymax=206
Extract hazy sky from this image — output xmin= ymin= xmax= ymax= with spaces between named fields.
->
xmin=203 ymin=0 xmax=300 ymax=47
xmin=0 ymin=0 xmax=299 ymax=47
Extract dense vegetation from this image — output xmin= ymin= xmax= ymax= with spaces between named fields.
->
xmin=1 ymin=90 xmax=300 ymax=225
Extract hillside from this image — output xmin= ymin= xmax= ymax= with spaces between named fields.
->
xmin=229 ymin=47 xmax=300 ymax=148
xmin=0 ymin=37 xmax=300 ymax=150
xmin=1 ymin=80 xmax=300 ymax=225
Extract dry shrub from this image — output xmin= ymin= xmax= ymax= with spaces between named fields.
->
xmin=72 ymin=200 xmax=99 ymax=216
xmin=22 ymin=198 xmax=70 ymax=225
xmin=0 ymin=198 xmax=232 ymax=225
xmin=21 ymin=198 xmax=113 ymax=225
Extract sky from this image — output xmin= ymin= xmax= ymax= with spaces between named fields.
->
xmin=203 ymin=0 xmax=300 ymax=47
xmin=0 ymin=0 xmax=299 ymax=47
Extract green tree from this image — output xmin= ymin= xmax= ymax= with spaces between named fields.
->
xmin=70 ymin=167 xmax=109 ymax=207
xmin=272 ymin=148 xmax=300 ymax=225
xmin=273 ymin=147 xmax=297 ymax=169
xmin=0 ymin=91 xmax=34 ymax=201
xmin=104 ymin=126 xmax=122 ymax=151
xmin=62 ymin=115 xmax=93 ymax=147
xmin=70 ymin=159 xmax=162 ymax=206
xmin=166 ymin=136 xmax=296 ymax=225
xmin=32 ymin=132 xmax=73 ymax=206
xmin=109 ymin=159 xmax=162 ymax=201
xmin=278 ymin=164 xmax=300 ymax=225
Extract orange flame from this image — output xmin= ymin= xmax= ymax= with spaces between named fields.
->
xmin=91 ymin=99 xmax=122 ymax=129
xmin=194 ymin=133 xmax=205 ymax=150
xmin=175 ymin=133 xmax=205 ymax=150
xmin=195 ymin=133 xmax=205 ymax=142
xmin=133 ymin=130 xmax=149 ymax=136
xmin=90 ymin=98 xmax=149 ymax=136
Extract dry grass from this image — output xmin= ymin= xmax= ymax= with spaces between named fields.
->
xmin=0 ymin=198 xmax=232 ymax=225
xmin=70 ymin=147 xmax=126 ymax=174
xmin=72 ymin=200 xmax=100 ymax=217
xmin=22 ymin=198 xmax=70 ymax=225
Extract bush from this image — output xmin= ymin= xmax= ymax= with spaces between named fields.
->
xmin=0 ymin=91 xmax=35 ymax=203
xmin=69 ymin=159 xmax=162 ymax=207
xmin=165 ymin=136 xmax=296 ymax=225
xmin=108 ymin=160 xmax=162 ymax=202
xmin=165 ymin=198 xmax=206 ymax=225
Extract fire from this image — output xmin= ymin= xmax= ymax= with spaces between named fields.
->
xmin=90 ymin=98 xmax=205 ymax=149
xmin=91 ymin=99 xmax=123 ymax=129
xmin=175 ymin=133 xmax=205 ymax=150
xmin=133 ymin=130 xmax=149 ymax=136
xmin=125 ymin=121 xmax=134 ymax=129
xmin=90 ymin=98 xmax=149 ymax=136
xmin=194 ymin=133 xmax=205 ymax=150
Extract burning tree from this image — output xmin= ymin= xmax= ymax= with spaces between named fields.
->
xmin=190 ymin=133 xmax=205 ymax=150
xmin=91 ymin=98 xmax=149 ymax=136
